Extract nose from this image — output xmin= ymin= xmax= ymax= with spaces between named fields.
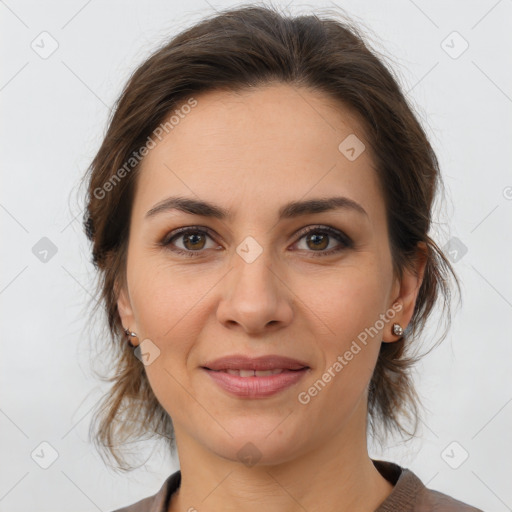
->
xmin=216 ymin=245 xmax=294 ymax=335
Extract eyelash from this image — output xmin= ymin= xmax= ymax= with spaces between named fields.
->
xmin=159 ymin=225 xmax=353 ymax=258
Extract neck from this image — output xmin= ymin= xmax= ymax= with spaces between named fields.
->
xmin=168 ymin=404 xmax=394 ymax=512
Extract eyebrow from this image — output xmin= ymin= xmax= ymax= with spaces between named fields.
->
xmin=145 ymin=195 xmax=368 ymax=221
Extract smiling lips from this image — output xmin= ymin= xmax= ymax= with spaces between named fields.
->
xmin=202 ymin=354 xmax=310 ymax=398
xmin=221 ymin=368 xmax=285 ymax=377
xmin=202 ymin=354 xmax=310 ymax=371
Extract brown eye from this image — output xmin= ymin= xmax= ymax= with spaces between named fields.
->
xmin=305 ymin=232 xmax=329 ymax=250
xmin=160 ymin=224 xmax=352 ymax=258
xmin=182 ymin=231 xmax=207 ymax=251
xmin=293 ymin=226 xmax=353 ymax=257
xmin=161 ymin=226 xmax=219 ymax=257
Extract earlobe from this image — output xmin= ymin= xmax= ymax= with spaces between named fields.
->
xmin=382 ymin=242 xmax=428 ymax=343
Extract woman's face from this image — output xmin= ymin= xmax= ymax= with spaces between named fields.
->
xmin=117 ymin=83 xmax=422 ymax=464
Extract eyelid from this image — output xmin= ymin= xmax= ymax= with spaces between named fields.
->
xmin=160 ymin=224 xmax=353 ymax=256
xmin=292 ymin=224 xmax=352 ymax=247
xmin=161 ymin=225 xmax=217 ymax=244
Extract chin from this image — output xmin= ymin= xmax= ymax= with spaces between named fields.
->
xmin=206 ymin=423 xmax=307 ymax=467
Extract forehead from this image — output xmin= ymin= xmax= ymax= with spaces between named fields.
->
xmin=133 ymin=84 xmax=384 ymax=225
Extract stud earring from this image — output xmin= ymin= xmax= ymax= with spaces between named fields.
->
xmin=392 ymin=323 xmax=404 ymax=336
xmin=124 ymin=327 xmax=138 ymax=347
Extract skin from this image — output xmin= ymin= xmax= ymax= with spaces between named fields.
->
xmin=117 ymin=83 xmax=427 ymax=512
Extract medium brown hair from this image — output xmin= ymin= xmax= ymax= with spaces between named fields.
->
xmin=79 ymin=3 xmax=460 ymax=472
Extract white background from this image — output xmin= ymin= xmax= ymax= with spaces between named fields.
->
xmin=1 ymin=0 xmax=511 ymax=511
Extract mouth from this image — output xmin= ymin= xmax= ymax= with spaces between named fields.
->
xmin=201 ymin=354 xmax=310 ymax=372
xmin=203 ymin=368 xmax=307 ymax=376
xmin=200 ymin=354 xmax=311 ymax=397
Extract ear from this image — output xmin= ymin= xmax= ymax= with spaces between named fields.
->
xmin=382 ymin=241 xmax=427 ymax=343
xmin=116 ymin=280 xmax=139 ymax=345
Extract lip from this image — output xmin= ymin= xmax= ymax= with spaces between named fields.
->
xmin=202 ymin=367 xmax=310 ymax=398
xmin=201 ymin=354 xmax=311 ymax=398
xmin=202 ymin=354 xmax=310 ymax=371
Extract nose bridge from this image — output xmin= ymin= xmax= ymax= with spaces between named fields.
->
xmin=217 ymin=234 xmax=292 ymax=332
xmin=230 ymin=237 xmax=277 ymax=304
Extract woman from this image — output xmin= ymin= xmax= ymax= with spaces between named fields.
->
xmin=81 ymin=4 xmax=483 ymax=511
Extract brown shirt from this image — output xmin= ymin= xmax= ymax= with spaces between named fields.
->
xmin=111 ymin=459 xmax=484 ymax=512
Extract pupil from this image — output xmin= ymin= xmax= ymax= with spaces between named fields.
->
xmin=185 ymin=233 xmax=204 ymax=250
xmin=309 ymin=233 xmax=327 ymax=250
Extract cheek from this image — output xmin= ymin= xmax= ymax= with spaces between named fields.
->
xmin=128 ymin=261 xmax=217 ymax=398
xmin=303 ymin=264 xmax=388 ymax=340
xmin=129 ymin=257 xmax=206 ymax=339
xmin=132 ymin=268 xmax=204 ymax=415
xmin=297 ymin=266 xmax=386 ymax=394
